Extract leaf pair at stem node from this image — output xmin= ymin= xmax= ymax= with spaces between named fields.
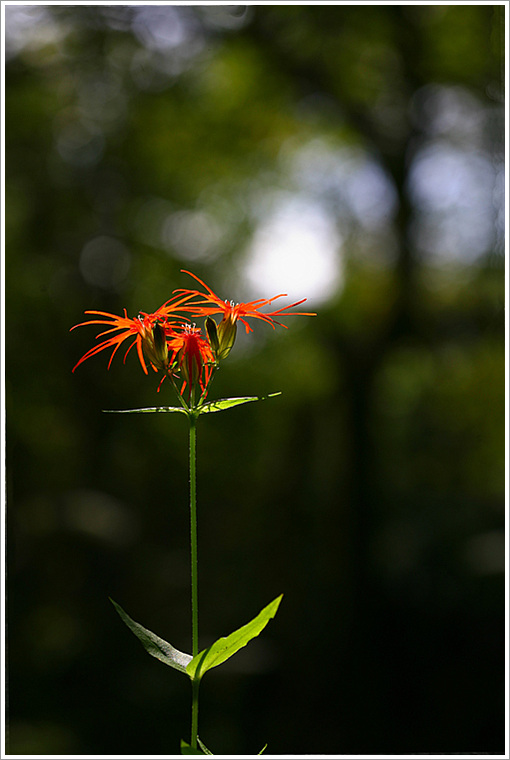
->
xmin=110 ymin=594 xmax=283 ymax=683
xmin=103 ymin=392 xmax=282 ymax=418
xmin=110 ymin=595 xmax=282 ymax=754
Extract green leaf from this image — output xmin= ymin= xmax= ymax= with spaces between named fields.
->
xmin=181 ymin=737 xmax=263 ymax=755
xmin=110 ymin=598 xmax=192 ymax=674
xmin=197 ymin=392 xmax=281 ymax=415
xmin=103 ymin=406 xmax=187 ymax=414
xmin=186 ymin=595 xmax=283 ymax=681
xmin=180 ymin=739 xmax=207 ymax=755
xmin=197 ymin=737 xmax=214 ymax=755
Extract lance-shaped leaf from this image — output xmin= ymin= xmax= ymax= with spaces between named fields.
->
xmin=197 ymin=393 xmax=281 ymax=415
xmin=180 ymin=739 xmax=208 ymax=755
xmin=110 ymin=598 xmax=192 ymax=674
xmin=186 ymin=595 xmax=283 ymax=682
xmin=197 ymin=738 xmax=214 ymax=755
xmin=103 ymin=406 xmax=187 ymax=414
xmin=181 ymin=737 xmax=265 ymax=755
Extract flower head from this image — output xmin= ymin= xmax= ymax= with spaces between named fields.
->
xmin=177 ymin=270 xmax=316 ymax=335
xmin=71 ymin=270 xmax=316 ymax=402
xmin=70 ymin=294 xmax=193 ymax=374
xmin=167 ymin=324 xmax=215 ymax=396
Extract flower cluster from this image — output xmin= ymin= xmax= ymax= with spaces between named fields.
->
xmin=71 ymin=270 xmax=315 ymax=400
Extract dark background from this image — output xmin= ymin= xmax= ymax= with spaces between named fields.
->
xmin=4 ymin=4 xmax=506 ymax=756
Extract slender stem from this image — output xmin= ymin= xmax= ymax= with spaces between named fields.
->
xmin=191 ymin=678 xmax=200 ymax=749
xmin=189 ymin=413 xmax=199 ymax=748
xmin=197 ymin=365 xmax=218 ymax=407
xmin=169 ymin=373 xmax=189 ymax=412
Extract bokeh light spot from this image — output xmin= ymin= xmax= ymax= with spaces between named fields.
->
xmin=79 ymin=236 xmax=131 ymax=290
xmin=245 ymin=195 xmax=342 ymax=305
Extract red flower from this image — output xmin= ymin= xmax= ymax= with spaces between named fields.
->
xmin=176 ymin=270 xmax=316 ymax=334
xmin=71 ymin=270 xmax=316 ymax=399
xmin=70 ymin=294 xmax=193 ymax=374
xmin=167 ymin=324 xmax=215 ymax=396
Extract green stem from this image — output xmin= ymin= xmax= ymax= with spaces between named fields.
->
xmin=191 ymin=677 xmax=200 ymax=749
xmin=169 ymin=373 xmax=189 ymax=412
xmin=197 ymin=366 xmax=218 ymax=408
xmin=189 ymin=413 xmax=199 ymax=748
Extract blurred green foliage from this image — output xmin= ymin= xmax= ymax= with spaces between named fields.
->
xmin=5 ymin=5 xmax=505 ymax=756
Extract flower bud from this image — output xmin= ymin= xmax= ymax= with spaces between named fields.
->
xmin=205 ymin=317 xmax=220 ymax=355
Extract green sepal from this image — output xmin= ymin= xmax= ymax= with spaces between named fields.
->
xmin=186 ymin=595 xmax=283 ymax=682
xmin=197 ymin=393 xmax=281 ymax=415
xmin=215 ymin=315 xmax=237 ymax=359
xmin=103 ymin=406 xmax=187 ymax=414
xmin=110 ymin=598 xmax=192 ymax=674
xmin=180 ymin=739 xmax=207 ymax=755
